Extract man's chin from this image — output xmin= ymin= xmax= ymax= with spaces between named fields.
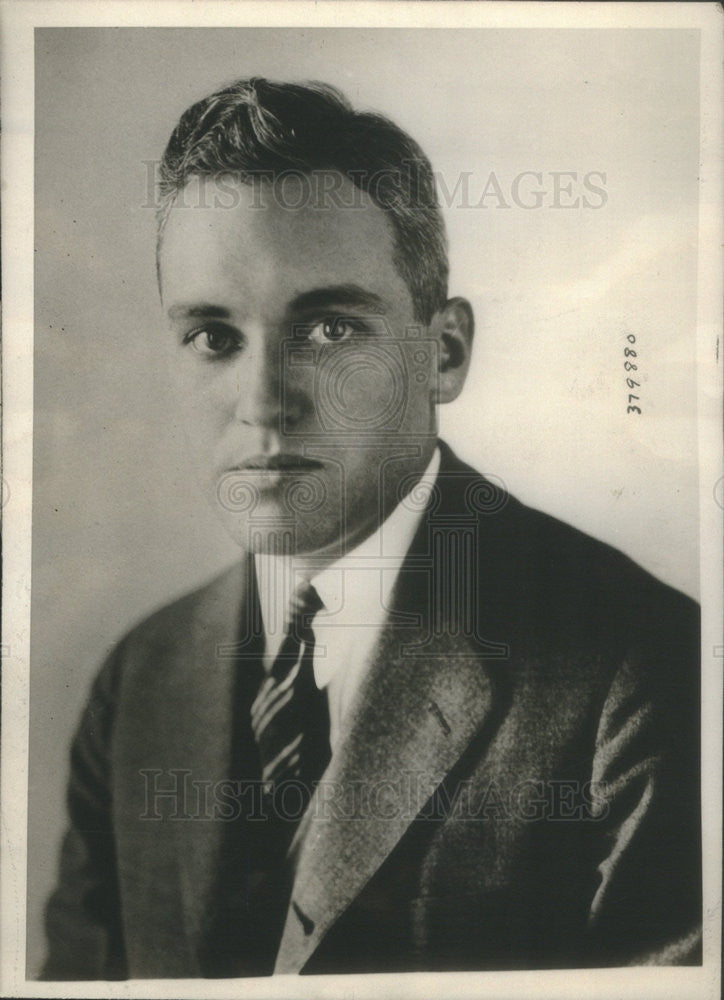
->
xmin=216 ymin=510 xmax=342 ymax=561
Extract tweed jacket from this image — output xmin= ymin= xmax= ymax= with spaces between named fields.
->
xmin=43 ymin=442 xmax=701 ymax=978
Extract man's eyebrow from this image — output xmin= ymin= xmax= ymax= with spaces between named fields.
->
xmin=167 ymin=303 xmax=232 ymax=323
xmin=166 ymin=286 xmax=389 ymax=324
xmin=288 ymin=285 xmax=389 ymax=315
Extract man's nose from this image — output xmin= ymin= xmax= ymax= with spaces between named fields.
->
xmin=232 ymin=340 xmax=301 ymax=431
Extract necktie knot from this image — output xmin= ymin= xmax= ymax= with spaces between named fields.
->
xmin=285 ymin=580 xmax=323 ymax=640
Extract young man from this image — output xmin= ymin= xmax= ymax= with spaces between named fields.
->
xmin=43 ymin=78 xmax=701 ymax=978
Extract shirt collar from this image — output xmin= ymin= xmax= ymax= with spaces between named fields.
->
xmin=311 ymin=445 xmax=440 ymax=614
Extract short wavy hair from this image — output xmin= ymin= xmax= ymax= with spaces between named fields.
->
xmin=157 ymin=78 xmax=448 ymax=324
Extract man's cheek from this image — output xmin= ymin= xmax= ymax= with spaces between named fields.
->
xmin=180 ymin=421 xmax=219 ymax=491
xmin=311 ymin=347 xmax=407 ymax=435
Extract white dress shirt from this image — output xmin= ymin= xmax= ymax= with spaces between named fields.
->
xmin=255 ymin=447 xmax=440 ymax=750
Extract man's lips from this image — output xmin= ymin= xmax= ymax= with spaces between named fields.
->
xmin=219 ymin=456 xmax=327 ymax=501
xmin=229 ymin=454 xmax=324 ymax=473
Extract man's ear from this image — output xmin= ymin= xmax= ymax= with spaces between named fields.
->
xmin=429 ymin=297 xmax=474 ymax=404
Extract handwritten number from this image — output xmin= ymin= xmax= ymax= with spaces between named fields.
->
xmin=625 ymin=337 xmax=641 ymax=411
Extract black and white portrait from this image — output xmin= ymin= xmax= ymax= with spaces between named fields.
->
xmin=1 ymin=5 xmax=720 ymax=999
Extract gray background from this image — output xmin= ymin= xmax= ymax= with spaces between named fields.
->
xmin=29 ymin=27 xmax=700 ymax=975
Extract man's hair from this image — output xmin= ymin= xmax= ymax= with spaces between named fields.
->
xmin=157 ymin=78 xmax=448 ymax=324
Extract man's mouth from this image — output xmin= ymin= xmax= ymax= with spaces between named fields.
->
xmin=222 ymin=454 xmax=325 ymax=495
xmin=232 ymin=454 xmax=324 ymax=473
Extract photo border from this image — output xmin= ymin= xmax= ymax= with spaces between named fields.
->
xmin=2 ymin=3 xmax=721 ymax=998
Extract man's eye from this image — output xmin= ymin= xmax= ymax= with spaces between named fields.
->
xmin=184 ymin=324 xmax=242 ymax=358
xmin=306 ymin=317 xmax=363 ymax=344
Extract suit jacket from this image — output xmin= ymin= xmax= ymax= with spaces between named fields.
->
xmin=42 ymin=442 xmax=701 ymax=978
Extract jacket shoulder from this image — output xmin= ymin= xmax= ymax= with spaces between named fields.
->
xmin=436 ymin=441 xmax=699 ymax=640
xmin=115 ymin=560 xmax=248 ymax=662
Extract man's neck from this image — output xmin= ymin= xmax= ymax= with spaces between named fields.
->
xmin=287 ymin=444 xmax=441 ymax=575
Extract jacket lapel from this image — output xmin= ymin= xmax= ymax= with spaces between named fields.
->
xmin=168 ymin=559 xmax=260 ymax=961
xmin=274 ymin=516 xmax=505 ymax=973
xmin=115 ymin=558 xmax=258 ymax=976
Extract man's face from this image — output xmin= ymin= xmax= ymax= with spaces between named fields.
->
xmin=160 ymin=174 xmax=439 ymax=562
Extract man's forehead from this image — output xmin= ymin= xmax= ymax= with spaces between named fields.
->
xmin=161 ymin=172 xmax=392 ymax=246
xmin=159 ymin=173 xmax=409 ymax=310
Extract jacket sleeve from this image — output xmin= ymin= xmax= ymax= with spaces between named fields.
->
xmin=587 ymin=594 xmax=702 ymax=965
xmin=40 ymin=643 xmax=128 ymax=980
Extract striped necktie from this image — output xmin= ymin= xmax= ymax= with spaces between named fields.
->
xmin=251 ymin=580 xmax=330 ymax=814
